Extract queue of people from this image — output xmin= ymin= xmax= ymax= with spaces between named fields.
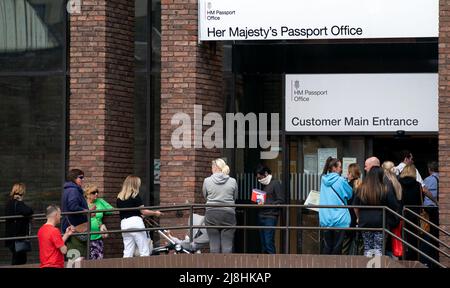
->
xmin=318 ymin=151 xmax=440 ymax=267
xmin=2 ymin=152 xmax=440 ymax=267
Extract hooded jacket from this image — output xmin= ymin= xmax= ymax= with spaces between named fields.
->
xmin=319 ymin=172 xmax=353 ymax=228
xmin=61 ymin=181 xmax=88 ymax=232
xmin=202 ymin=173 xmax=238 ymax=212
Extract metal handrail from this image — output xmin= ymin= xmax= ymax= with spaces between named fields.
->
xmin=384 ymin=229 xmax=446 ymax=268
xmin=384 ymin=207 xmax=450 ymax=250
xmin=1 ymin=203 xmax=448 ymax=267
xmin=0 ymin=205 xmax=194 ymax=221
xmin=402 ymin=228 xmax=450 ymax=258
xmin=382 ymin=206 xmax=449 ymax=266
xmin=403 ymin=207 xmax=449 ymax=237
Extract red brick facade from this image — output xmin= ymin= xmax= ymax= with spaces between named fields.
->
xmin=64 ymin=0 xmax=449 ymax=263
xmin=160 ymin=1 xmax=224 ymax=231
xmin=439 ymin=0 xmax=450 ymax=266
xmin=69 ymin=0 xmax=135 ymax=258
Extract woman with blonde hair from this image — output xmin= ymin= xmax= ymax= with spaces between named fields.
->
xmin=116 ymin=176 xmax=162 ymax=257
xmin=382 ymin=161 xmax=403 ymax=202
xmin=4 ymin=183 xmax=33 ymax=265
xmin=202 ymin=158 xmax=238 ymax=253
xmin=400 ymin=164 xmax=422 ymax=206
xmin=84 ymin=184 xmax=114 ymax=259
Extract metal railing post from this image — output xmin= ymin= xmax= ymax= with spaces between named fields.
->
xmin=401 ymin=208 xmax=406 ymax=260
xmin=382 ymin=207 xmax=386 ymax=255
xmin=285 ymin=206 xmax=290 ymax=254
xmin=189 ymin=205 xmax=194 ymax=248
xmin=318 ymin=227 xmax=321 ymax=254
xmin=87 ymin=209 xmax=91 ymax=260
xmin=243 ymin=208 xmax=247 ymax=254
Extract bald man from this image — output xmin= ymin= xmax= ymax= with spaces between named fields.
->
xmin=364 ymin=157 xmax=380 ymax=172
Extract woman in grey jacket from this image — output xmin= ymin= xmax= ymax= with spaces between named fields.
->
xmin=202 ymin=158 xmax=238 ymax=253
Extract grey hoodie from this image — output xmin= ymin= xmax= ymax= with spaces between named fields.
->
xmin=202 ymin=173 xmax=238 ymax=211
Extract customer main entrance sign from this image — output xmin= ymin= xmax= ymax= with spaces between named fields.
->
xmin=285 ymin=74 xmax=438 ymax=133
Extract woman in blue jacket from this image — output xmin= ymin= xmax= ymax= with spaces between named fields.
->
xmin=319 ymin=157 xmax=353 ymax=255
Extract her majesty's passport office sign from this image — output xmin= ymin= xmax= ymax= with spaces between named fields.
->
xmin=198 ymin=0 xmax=438 ymax=41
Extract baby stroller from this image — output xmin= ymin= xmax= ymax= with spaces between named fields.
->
xmin=143 ymin=213 xmax=209 ymax=255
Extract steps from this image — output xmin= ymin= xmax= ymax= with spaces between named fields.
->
xmin=4 ymin=254 xmax=428 ymax=268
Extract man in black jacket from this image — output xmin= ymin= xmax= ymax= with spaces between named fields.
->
xmin=255 ymin=165 xmax=285 ymax=254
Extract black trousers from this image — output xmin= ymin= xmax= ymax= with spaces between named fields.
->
xmin=418 ymin=207 xmax=439 ymax=268
xmin=9 ymin=246 xmax=27 ymax=265
xmin=404 ymin=207 xmax=420 ymax=261
xmin=321 ymin=230 xmax=346 ymax=255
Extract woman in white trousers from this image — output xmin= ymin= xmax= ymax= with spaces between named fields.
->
xmin=116 ymin=176 xmax=162 ymax=257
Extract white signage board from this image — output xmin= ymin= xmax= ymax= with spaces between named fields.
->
xmin=199 ymin=0 xmax=438 ymax=41
xmin=285 ymin=74 xmax=438 ymax=133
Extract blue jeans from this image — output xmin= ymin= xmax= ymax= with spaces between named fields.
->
xmin=258 ymin=216 xmax=277 ymax=254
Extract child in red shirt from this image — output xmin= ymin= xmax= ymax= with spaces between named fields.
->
xmin=38 ymin=205 xmax=74 ymax=268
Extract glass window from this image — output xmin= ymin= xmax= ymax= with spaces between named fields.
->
xmin=0 ymin=0 xmax=67 ymax=265
xmin=134 ymin=0 xmax=161 ymax=206
xmin=0 ymin=75 xmax=65 ymax=213
xmin=0 ymin=0 xmax=66 ymax=72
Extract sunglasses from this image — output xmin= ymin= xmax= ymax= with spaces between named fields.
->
xmin=78 ymin=175 xmax=85 ymax=180
xmin=90 ymin=191 xmax=99 ymax=195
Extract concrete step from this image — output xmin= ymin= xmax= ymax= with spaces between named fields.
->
xmin=4 ymin=254 xmax=431 ymax=268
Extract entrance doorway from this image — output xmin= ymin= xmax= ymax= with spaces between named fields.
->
xmin=372 ymin=135 xmax=438 ymax=178
xmin=288 ymin=134 xmax=438 ymax=254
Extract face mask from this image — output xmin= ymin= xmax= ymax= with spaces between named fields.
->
xmin=258 ymin=174 xmax=272 ymax=186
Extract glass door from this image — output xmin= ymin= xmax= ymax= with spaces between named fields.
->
xmin=290 ymin=135 xmax=366 ymax=254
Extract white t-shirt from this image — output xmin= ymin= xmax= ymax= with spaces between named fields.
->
xmin=395 ymin=162 xmax=424 ymax=186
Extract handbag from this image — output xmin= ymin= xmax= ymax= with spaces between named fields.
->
xmin=74 ymin=222 xmax=89 ymax=242
xmin=391 ymin=220 xmax=403 ymax=257
xmin=419 ymin=186 xmax=431 ymax=234
xmin=419 ymin=209 xmax=430 ymax=234
xmin=14 ymin=239 xmax=31 ymax=253
xmin=66 ymin=217 xmax=88 ymax=242
xmin=14 ymin=201 xmax=32 ymax=253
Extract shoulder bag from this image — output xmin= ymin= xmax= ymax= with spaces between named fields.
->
xmin=65 ymin=217 xmax=88 ymax=242
xmin=330 ymin=185 xmax=347 ymax=205
xmin=419 ymin=185 xmax=431 ymax=234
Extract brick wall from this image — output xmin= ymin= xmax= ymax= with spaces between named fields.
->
xmin=8 ymin=254 xmax=425 ymax=268
xmin=69 ymin=0 xmax=135 ymax=258
xmin=160 ymin=1 xmax=224 ymax=236
xmin=439 ymin=0 xmax=450 ymax=267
